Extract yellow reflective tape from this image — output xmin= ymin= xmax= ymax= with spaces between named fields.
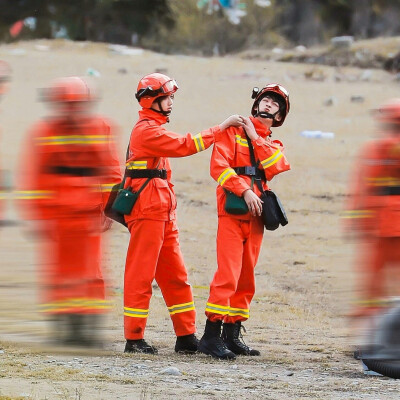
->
xmin=168 ymin=301 xmax=195 ymax=315
xmin=36 ymin=135 xmax=110 ymax=145
xmin=228 ymin=310 xmax=249 ymax=318
xmin=126 ymin=160 xmax=147 ymax=170
xmin=235 ymin=134 xmax=248 ymax=147
xmin=366 ymin=177 xmax=400 ymax=186
xmin=193 ymin=133 xmax=205 ymax=152
xmin=205 ymin=302 xmax=230 ymax=315
xmin=14 ymin=190 xmax=53 ymax=199
xmin=261 ymin=150 xmax=283 ymax=169
xmin=342 ymin=210 xmax=374 ymax=219
xmin=217 ymin=168 xmax=236 ymax=186
xmin=123 ymin=306 xmax=149 ymax=318
xmin=100 ymin=183 xmax=118 ymax=192
xmin=40 ymin=298 xmax=111 ymax=312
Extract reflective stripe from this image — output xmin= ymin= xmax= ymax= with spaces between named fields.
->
xmin=0 ymin=191 xmax=5 ymax=200
xmin=40 ymin=298 xmax=111 ymax=313
xmin=342 ymin=210 xmax=374 ymax=219
xmin=205 ymin=302 xmax=229 ymax=315
xmin=99 ymin=183 xmax=119 ymax=192
xmin=235 ymin=134 xmax=248 ymax=148
xmin=168 ymin=301 xmax=195 ymax=315
xmin=366 ymin=176 xmax=400 ymax=186
xmin=126 ymin=160 xmax=147 ymax=170
xmin=193 ymin=133 xmax=205 ymax=152
xmin=261 ymin=149 xmax=283 ymax=169
xmin=217 ymin=168 xmax=236 ymax=186
xmin=124 ymin=306 xmax=149 ymax=318
xmin=36 ymin=135 xmax=110 ymax=145
xmin=14 ymin=190 xmax=53 ymax=199
xmin=228 ymin=306 xmax=249 ymax=318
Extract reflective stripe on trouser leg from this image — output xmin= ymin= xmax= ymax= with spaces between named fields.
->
xmin=124 ymin=219 xmax=166 ymax=340
xmin=155 ymin=220 xmax=196 ymax=336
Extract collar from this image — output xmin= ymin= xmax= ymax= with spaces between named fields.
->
xmin=139 ymin=108 xmax=169 ymax=125
xmin=250 ymin=116 xmax=272 ymax=138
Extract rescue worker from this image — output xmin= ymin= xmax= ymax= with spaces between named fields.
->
xmin=198 ymin=84 xmax=291 ymax=359
xmin=344 ymin=98 xmax=400 ymax=319
xmin=16 ymin=77 xmax=122 ymax=346
xmin=123 ymin=72 xmax=245 ymax=354
xmin=0 ymin=61 xmax=11 ymax=224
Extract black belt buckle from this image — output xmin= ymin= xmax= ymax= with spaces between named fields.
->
xmin=244 ymin=166 xmax=256 ymax=176
xmin=160 ymin=169 xmax=167 ymax=179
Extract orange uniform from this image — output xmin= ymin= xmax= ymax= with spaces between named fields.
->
xmin=17 ymin=116 xmax=121 ymax=315
xmin=123 ymin=108 xmax=222 ymax=340
xmin=344 ymin=135 xmax=400 ymax=308
xmin=206 ymin=116 xmax=290 ymax=323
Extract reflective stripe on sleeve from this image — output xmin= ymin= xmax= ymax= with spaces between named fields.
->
xmin=168 ymin=301 xmax=195 ymax=315
xmin=217 ymin=168 xmax=236 ymax=186
xmin=124 ymin=307 xmax=149 ymax=318
xmin=193 ymin=133 xmax=206 ymax=152
xmin=261 ymin=149 xmax=283 ymax=169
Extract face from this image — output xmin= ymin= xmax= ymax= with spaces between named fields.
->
xmin=151 ymin=94 xmax=174 ymax=114
xmin=52 ymin=101 xmax=91 ymax=121
xmin=258 ymin=95 xmax=281 ymax=115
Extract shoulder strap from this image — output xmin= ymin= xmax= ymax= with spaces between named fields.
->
xmin=244 ymin=128 xmax=264 ymax=193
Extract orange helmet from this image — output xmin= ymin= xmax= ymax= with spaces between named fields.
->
xmin=375 ymin=99 xmax=400 ymax=125
xmin=251 ymin=83 xmax=290 ymax=127
xmin=135 ymin=73 xmax=178 ymax=108
xmin=43 ymin=77 xmax=94 ymax=103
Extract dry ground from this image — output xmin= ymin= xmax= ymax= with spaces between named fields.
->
xmin=0 ymin=39 xmax=400 ymax=399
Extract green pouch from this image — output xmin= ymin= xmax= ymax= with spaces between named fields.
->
xmin=112 ymin=188 xmax=139 ymax=215
xmin=224 ymin=189 xmax=248 ymax=215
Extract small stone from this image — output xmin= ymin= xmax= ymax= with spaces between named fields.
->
xmin=286 ymin=371 xmax=294 ymax=376
xmin=161 ymin=366 xmax=181 ymax=376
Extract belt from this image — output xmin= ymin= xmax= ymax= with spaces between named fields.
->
xmin=377 ymin=186 xmax=400 ymax=196
xmin=233 ymin=166 xmax=266 ymax=180
xmin=125 ymin=168 xmax=167 ymax=179
xmin=49 ymin=166 xmax=99 ymax=176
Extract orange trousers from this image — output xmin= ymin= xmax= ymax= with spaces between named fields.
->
xmin=356 ymin=236 xmax=400 ymax=304
xmin=40 ymin=216 xmax=108 ymax=314
xmin=124 ymin=219 xmax=196 ymax=340
xmin=206 ymin=216 xmax=264 ymax=323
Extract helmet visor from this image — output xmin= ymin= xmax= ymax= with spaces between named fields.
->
xmin=264 ymin=83 xmax=289 ymax=97
xmin=161 ymin=79 xmax=178 ymax=94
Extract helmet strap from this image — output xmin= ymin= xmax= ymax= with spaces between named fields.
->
xmin=151 ymin=97 xmax=171 ymax=118
xmin=255 ymin=110 xmax=279 ymax=120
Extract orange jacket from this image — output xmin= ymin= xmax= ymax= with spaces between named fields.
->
xmin=124 ymin=108 xmax=222 ymax=222
xmin=17 ymin=116 xmax=122 ymax=221
xmin=210 ymin=116 xmax=290 ymax=219
xmin=344 ymin=134 xmax=400 ymax=236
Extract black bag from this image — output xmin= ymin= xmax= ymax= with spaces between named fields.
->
xmin=224 ymin=189 xmax=249 ymax=215
xmin=260 ymin=190 xmax=288 ymax=231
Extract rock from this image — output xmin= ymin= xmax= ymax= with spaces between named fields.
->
xmin=359 ymin=70 xmax=372 ymax=81
xmin=331 ymin=36 xmax=354 ymax=49
xmin=323 ymin=96 xmax=337 ymax=106
xmin=286 ymin=371 xmax=294 ymax=376
xmin=350 ymin=95 xmax=365 ymax=103
xmin=161 ymin=366 xmax=181 ymax=376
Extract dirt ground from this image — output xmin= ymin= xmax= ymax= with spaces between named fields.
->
xmin=0 ymin=39 xmax=400 ymax=399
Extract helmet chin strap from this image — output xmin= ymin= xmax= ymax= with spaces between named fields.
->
xmin=255 ymin=110 xmax=278 ymax=120
xmin=152 ymin=98 xmax=171 ymax=118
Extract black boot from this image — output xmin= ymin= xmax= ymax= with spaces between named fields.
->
xmin=175 ymin=333 xmax=199 ymax=354
xmin=124 ymin=339 xmax=158 ymax=354
xmin=198 ymin=320 xmax=236 ymax=360
xmin=222 ymin=321 xmax=260 ymax=356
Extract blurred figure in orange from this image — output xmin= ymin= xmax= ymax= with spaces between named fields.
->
xmin=0 ymin=61 xmax=11 ymax=225
xmin=16 ymin=77 xmax=122 ymax=347
xmin=344 ymin=98 xmax=400 ymax=319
